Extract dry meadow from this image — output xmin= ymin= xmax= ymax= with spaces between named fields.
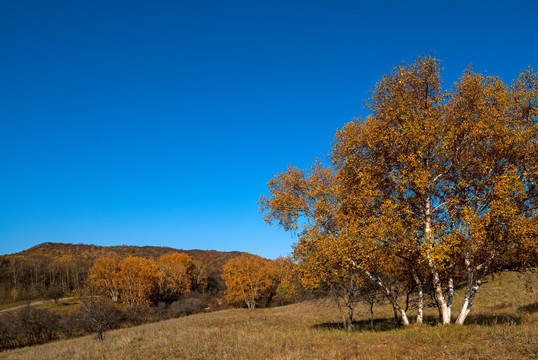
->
xmin=1 ymin=271 xmax=536 ymax=360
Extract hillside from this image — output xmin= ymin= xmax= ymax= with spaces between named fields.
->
xmin=14 ymin=242 xmax=247 ymax=271
xmin=0 ymin=243 xmax=248 ymax=305
xmin=1 ymin=271 xmax=536 ymax=360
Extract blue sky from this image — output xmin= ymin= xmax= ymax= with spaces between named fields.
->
xmin=1 ymin=0 xmax=537 ymax=258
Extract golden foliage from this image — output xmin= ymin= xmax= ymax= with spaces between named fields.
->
xmin=261 ymin=55 xmax=538 ymax=325
xmin=157 ymin=253 xmax=194 ymax=300
xmin=89 ymin=252 xmax=122 ymax=302
xmin=222 ymin=254 xmax=279 ymax=309
xmin=116 ymin=256 xmax=159 ymax=307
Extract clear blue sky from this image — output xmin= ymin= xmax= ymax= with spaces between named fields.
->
xmin=1 ymin=0 xmax=537 ymax=258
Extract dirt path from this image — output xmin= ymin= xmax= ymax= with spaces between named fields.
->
xmin=0 ymin=297 xmax=74 ymax=313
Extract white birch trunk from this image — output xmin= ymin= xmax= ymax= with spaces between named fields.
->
xmin=412 ymin=270 xmax=424 ymax=324
xmin=349 ymin=259 xmax=410 ymax=326
xmin=362 ymin=266 xmax=409 ymax=326
xmin=456 ymin=259 xmax=489 ymax=325
xmin=424 ymin=193 xmax=451 ymax=324
xmin=447 ymin=271 xmax=454 ymax=320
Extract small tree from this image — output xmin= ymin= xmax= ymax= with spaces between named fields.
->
xmin=156 ymin=253 xmax=193 ymax=302
xmin=222 ymin=254 xmax=278 ymax=309
xmin=116 ymin=256 xmax=158 ymax=307
xmin=77 ymin=297 xmax=121 ymax=341
xmin=273 ymin=256 xmax=303 ymax=305
xmin=90 ymin=252 xmax=122 ymax=302
xmin=47 ymin=286 xmax=65 ymax=304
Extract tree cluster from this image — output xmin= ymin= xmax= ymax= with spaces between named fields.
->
xmin=260 ymin=56 xmax=537 ymax=326
xmin=222 ymin=254 xmax=302 ymax=309
xmin=90 ymin=252 xmax=198 ymax=307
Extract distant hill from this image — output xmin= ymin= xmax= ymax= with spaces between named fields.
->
xmin=0 ymin=243 xmax=248 ymax=305
xmin=14 ymin=242 xmax=247 ymax=271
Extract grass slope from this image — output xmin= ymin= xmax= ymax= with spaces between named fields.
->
xmin=1 ymin=272 xmax=537 ymax=360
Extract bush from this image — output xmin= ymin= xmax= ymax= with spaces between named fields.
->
xmin=122 ymin=305 xmax=149 ymax=326
xmin=0 ymin=313 xmax=20 ymax=350
xmin=168 ymin=292 xmax=208 ymax=317
xmin=0 ymin=306 xmax=61 ymax=350
xmin=16 ymin=306 xmax=59 ymax=344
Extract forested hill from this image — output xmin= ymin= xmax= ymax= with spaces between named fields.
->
xmin=0 ymin=242 xmax=248 ymax=304
xmin=12 ymin=242 xmax=247 ymax=271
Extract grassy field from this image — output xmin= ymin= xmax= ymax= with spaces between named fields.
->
xmin=1 ymin=271 xmax=536 ymax=360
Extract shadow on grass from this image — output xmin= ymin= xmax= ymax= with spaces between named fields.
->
xmin=313 ymin=301 xmax=537 ymax=331
xmin=517 ymin=301 xmax=538 ymax=314
xmin=458 ymin=313 xmax=522 ymax=326
xmin=313 ymin=317 xmax=400 ymax=332
xmin=462 ymin=301 xmax=538 ymax=326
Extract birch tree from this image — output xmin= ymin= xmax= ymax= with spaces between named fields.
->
xmin=156 ymin=253 xmax=193 ymax=301
xmin=334 ymin=56 xmax=537 ymax=325
xmin=116 ymin=256 xmax=158 ymax=307
xmin=89 ymin=253 xmax=122 ymax=302
xmin=222 ymin=254 xmax=278 ymax=309
xmin=260 ymin=163 xmax=417 ymax=326
xmin=442 ymin=67 xmax=538 ymax=324
xmin=262 ymin=55 xmax=537 ymax=326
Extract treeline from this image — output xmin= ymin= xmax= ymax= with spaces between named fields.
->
xmin=18 ymin=243 xmax=245 ymax=272
xmin=0 ymin=255 xmax=88 ymax=302
xmin=89 ymin=252 xmax=302 ymax=310
xmin=0 ymin=243 xmax=245 ymax=304
xmin=0 ymin=252 xmax=299 ymax=351
xmin=0 ymin=251 xmax=233 ymax=351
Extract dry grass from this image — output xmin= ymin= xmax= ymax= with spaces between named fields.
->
xmin=1 ymin=271 xmax=537 ymax=360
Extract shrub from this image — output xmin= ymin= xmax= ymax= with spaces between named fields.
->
xmin=168 ymin=292 xmax=208 ymax=317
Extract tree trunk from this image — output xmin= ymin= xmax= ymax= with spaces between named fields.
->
xmin=350 ymin=261 xmax=410 ymax=326
xmin=346 ymin=307 xmax=354 ymax=331
xmin=412 ymin=269 xmax=424 ymax=324
xmin=369 ymin=302 xmax=374 ymax=328
xmin=447 ymin=271 xmax=454 ymax=320
xmin=389 ymin=298 xmax=409 ymax=326
xmin=455 ymin=259 xmax=488 ymax=325
xmin=392 ymin=306 xmax=400 ymax=326
xmin=400 ymin=308 xmax=410 ymax=326
xmin=424 ymin=193 xmax=450 ymax=324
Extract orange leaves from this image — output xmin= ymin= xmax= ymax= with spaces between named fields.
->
xmin=333 ymin=56 xmax=537 ymax=275
xmin=262 ymin=55 xmax=537 ymax=319
xmin=90 ymin=252 xmax=122 ymax=302
xmin=90 ymin=252 xmax=195 ymax=307
xmin=222 ymin=254 xmax=279 ymax=309
xmin=157 ymin=253 xmax=194 ymax=301
xmin=116 ymin=256 xmax=158 ymax=307
xmin=260 ymin=55 xmax=537 ymax=326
